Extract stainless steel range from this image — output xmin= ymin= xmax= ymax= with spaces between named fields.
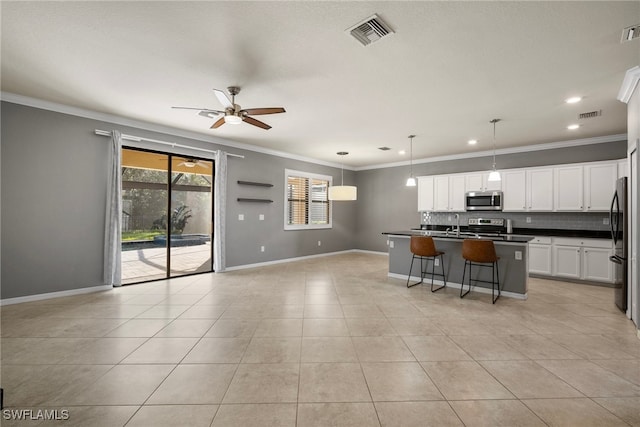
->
xmin=468 ymin=218 xmax=507 ymax=235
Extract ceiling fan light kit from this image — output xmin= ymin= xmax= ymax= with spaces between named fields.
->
xmin=174 ymin=86 xmax=285 ymax=130
xmin=328 ymin=152 xmax=357 ymax=201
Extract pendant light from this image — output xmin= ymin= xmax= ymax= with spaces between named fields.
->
xmin=487 ymin=119 xmax=501 ymax=182
xmin=406 ymin=135 xmax=417 ymax=187
xmin=328 ymin=152 xmax=357 ymax=201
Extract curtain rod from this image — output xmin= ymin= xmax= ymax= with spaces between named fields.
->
xmin=94 ymin=129 xmax=244 ymax=158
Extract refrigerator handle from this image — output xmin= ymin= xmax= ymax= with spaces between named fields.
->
xmin=609 ymin=192 xmax=617 ymax=243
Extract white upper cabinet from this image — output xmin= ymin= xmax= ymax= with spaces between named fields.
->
xmin=465 ymin=173 xmax=484 ymax=192
xmin=417 ymin=176 xmax=434 ymax=211
xmin=429 ymin=174 xmax=467 ymax=212
xmin=526 ymin=168 xmax=554 ymax=211
xmin=502 ymin=170 xmax=526 ymax=211
xmin=618 ymin=159 xmax=628 ymax=177
xmin=416 ymin=159 xmax=620 ymax=213
xmin=584 ymin=162 xmax=617 ymax=211
xmin=433 ymin=176 xmax=449 ymax=211
xmin=554 ymin=166 xmax=583 ymax=211
xmin=465 ymin=172 xmax=502 ymax=192
xmin=449 ymin=175 xmax=466 ymax=211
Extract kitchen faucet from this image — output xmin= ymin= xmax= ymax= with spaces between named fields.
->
xmin=454 ymin=213 xmax=460 ymax=237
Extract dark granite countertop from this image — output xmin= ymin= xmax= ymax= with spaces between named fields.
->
xmin=412 ymin=225 xmax=611 ymax=240
xmin=383 ymin=230 xmax=534 ymax=243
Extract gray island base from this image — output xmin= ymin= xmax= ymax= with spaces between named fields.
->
xmin=384 ymin=231 xmax=533 ymax=300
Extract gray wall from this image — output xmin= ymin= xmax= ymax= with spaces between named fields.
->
xmin=1 ymin=102 xmax=355 ymax=299
xmin=354 ymin=141 xmax=627 ymax=252
xmin=0 ymin=100 xmax=626 ymax=299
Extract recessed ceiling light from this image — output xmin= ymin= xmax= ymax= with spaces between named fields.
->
xmin=398 ymin=150 xmax=406 ymax=155
xmin=565 ymin=96 xmax=582 ymax=104
xmin=468 ymin=139 xmax=478 ymax=145
xmin=567 ymin=124 xmax=580 ymax=130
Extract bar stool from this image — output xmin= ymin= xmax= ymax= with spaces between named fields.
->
xmin=460 ymin=239 xmax=501 ymax=304
xmin=406 ymin=236 xmax=447 ymax=292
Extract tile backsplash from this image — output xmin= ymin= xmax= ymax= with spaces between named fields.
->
xmin=421 ymin=211 xmax=610 ymax=231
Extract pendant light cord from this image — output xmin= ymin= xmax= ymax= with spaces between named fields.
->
xmin=409 ymin=135 xmax=415 ymax=177
xmin=490 ymin=119 xmax=500 ymax=169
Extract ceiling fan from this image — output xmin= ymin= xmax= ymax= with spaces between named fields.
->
xmin=177 ymin=159 xmax=210 ymax=169
xmin=172 ymin=86 xmax=285 ymax=130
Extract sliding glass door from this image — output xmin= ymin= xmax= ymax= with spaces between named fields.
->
xmin=121 ymin=148 xmax=213 ymax=284
xmin=169 ymin=156 xmax=213 ymax=277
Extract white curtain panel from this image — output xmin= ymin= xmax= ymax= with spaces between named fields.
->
xmin=104 ymin=130 xmax=123 ymax=286
xmin=214 ymin=150 xmax=228 ymax=272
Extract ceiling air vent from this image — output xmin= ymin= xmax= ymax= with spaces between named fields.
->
xmin=578 ymin=110 xmax=602 ymax=119
xmin=378 ymin=146 xmax=391 ymax=151
xmin=347 ymin=14 xmax=394 ymax=46
xmin=621 ymin=24 xmax=639 ymax=43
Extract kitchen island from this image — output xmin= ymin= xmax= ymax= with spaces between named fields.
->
xmin=383 ymin=230 xmax=534 ymax=299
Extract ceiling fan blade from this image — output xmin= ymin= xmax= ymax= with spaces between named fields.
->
xmin=241 ymin=107 xmax=286 ymax=116
xmin=214 ymin=89 xmax=234 ymax=109
xmin=172 ymin=106 xmax=217 ymax=111
xmin=243 ymin=116 xmax=272 ymax=130
xmin=211 ymin=117 xmax=226 ymax=129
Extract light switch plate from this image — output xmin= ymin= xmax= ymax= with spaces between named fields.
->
xmin=515 ymin=251 xmax=522 ymax=260
xmin=238 ymin=214 xmax=244 ymax=221
xmin=259 ymin=214 xmax=264 ymax=221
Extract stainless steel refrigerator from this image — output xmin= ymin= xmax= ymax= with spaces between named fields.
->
xmin=610 ymin=177 xmax=628 ymax=312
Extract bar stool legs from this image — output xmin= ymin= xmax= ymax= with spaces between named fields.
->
xmin=460 ymin=259 xmax=501 ymax=303
xmin=406 ymin=253 xmax=447 ymax=292
xmin=460 ymin=239 xmax=501 ymax=304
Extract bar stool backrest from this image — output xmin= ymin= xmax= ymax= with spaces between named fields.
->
xmin=462 ymin=239 xmax=498 ymax=263
xmin=410 ymin=236 xmax=438 ymax=257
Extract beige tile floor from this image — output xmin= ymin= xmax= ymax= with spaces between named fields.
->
xmin=2 ymin=252 xmax=640 ymax=426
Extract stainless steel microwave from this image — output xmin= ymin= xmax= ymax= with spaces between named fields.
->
xmin=465 ymin=191 xmax=503 ymax=211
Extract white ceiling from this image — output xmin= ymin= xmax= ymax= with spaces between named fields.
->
xmin=2 ymin=1 xmax=638 ymax=167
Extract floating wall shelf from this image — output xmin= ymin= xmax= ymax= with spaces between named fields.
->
xmin=237 ymin=180 xmax=273 ymax=187
xmin=237 ymin=198 xmax=273 ymax=203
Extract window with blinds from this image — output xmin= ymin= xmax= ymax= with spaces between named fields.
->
xmin=285 ymin=170 xmax=332 ymax=230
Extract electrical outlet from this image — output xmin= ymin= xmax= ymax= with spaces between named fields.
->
xmin=259 ymin=214 xmax=265 ymax=221
xmin=238 ymin=214 xmax=244 ymax=221
xmin=603 ymin=217 xmax=609 ymax=225
xmin=526 ymin=217 xmax=531 ymax=223
xmin=389 ymin=241 xmax=395 ymax=249
xmin=386 ymin=239 xmax=389 ymax=246
xmin=515 ymin=251 xmax=522 ymax=260
xmin=434 ymin=258 xmax=440 ymax=266
xmin=317 ymin=240 xmax=321 ymax=246
xmin=260 ymin=246 xmax=265 ymax=252
xmin=448 ymin=215 xmax=452 ymax=221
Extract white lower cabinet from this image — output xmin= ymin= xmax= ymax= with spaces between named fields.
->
xmin=528 ymin=237 xmax=552 ymax=275
xmin=545 ymin=237 xmax=614 ymax=283
xmin=552 ymin=245 xmax=582 ymax=279
xmin=582 ymin=247 xmax=614 ymax=282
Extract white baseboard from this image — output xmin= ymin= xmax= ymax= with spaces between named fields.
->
xmin=1 ymin=285 xmax=113 ymax=306
xmin=225 ymin=249 xmax=383 ymax=272
xmin=387 ymin=273 xmax=528 ymax=300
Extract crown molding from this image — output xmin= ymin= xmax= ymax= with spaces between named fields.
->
xmin=355 ymin=134 xmax=627 ymax=171
xmin=618 ymin=65 xmax=640 ymax=104
xmin=0 ymin=92 xmax=352 ymax=170
xmin=2 ymin=92 xmax=624 ymax=172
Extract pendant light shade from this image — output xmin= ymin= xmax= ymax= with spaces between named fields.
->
xmin=406 ymin=135 xmax=416 ymax=187
xmin=329 ymin=152 xmax=357 ymax=201
xmin=488 ymin=119 xmax=501 ymax=182
xmin=328 ymin=185 xmax=357 ymax=200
